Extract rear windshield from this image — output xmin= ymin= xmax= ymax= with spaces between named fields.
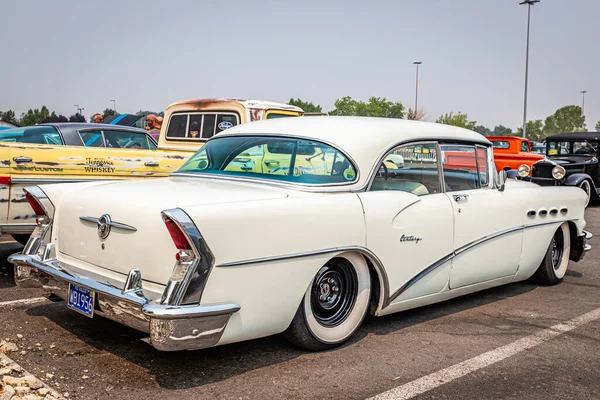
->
xmin=176 ymin=136 xmax=357 ymax=185
xmin=0 ymin=126 xmax=63 ymax=145
xmin=166 ymin=112 xmax=239 ymax=140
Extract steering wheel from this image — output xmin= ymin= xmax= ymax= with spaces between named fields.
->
xmin=379 ymin=163 xmax=389 ymax=181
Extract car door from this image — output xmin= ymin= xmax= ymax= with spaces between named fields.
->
xmin=357 ymin=142 xmax=455 ymax=304
xmin=440 ymin=143 xmax=523 ymax=289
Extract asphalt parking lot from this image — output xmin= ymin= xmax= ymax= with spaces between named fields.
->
xmin=0 ymin=206 xmax=599 ymax=400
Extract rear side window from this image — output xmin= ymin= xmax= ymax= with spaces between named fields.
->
xmin=166 ymin=112 xmax=239 ymax=141
xmin=521 ymin=142 xmax=530 ymax=152
xmin=0 ymin=126 xmax=63 ymax=145
xmin=80 ymin=130 xmax=104 ymax=147
xmin=491 ymin=141 xmax=510 ymax=149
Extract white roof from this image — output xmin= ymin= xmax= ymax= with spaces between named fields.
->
xmin=217 ymin=116 xmax=490 ymax=188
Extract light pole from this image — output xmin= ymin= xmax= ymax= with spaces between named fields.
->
xmin=110 ymin=99 xmax=116 ymax=113
xmin=413 ymin=61 xmax=422 ymax=115
xmin=580 ymin=90 xmax=587 ymax=117
xmin=520 ymin=0 xmax=540 ymax=138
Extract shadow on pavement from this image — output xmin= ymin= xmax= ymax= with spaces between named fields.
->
xmin=0 ymin=242 xmax=23 ymax=289
xmin=25 ymin=279 xmax=537 ymax=391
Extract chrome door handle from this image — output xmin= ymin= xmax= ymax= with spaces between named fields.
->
xmin=144 ymin=161 xmax=159 ymax=167
xmin=13 ymin=156 xmax=32 ymax=163
xmin=452 ymin=194 xmax=469 ymax=202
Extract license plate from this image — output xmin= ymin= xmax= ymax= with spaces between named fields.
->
xmin=67 ymin=283 xmax=95 ymax=318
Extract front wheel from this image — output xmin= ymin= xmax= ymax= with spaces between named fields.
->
xmin=284 ymin=252 xmax=371 ymax=351
xmin=532 ymin=222 xmax=570 ymax=285
xmin=578 ymin=180 xmax=592 ymax=208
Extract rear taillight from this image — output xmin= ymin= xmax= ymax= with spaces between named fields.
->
xmin=164 ymin=217 xmax=191 ymax=250
xmin=26 ymin=192 xmax=46 ymax=216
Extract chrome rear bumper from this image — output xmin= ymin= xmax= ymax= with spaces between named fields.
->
xmin=9 ymin=254 xmax=240 ymax=351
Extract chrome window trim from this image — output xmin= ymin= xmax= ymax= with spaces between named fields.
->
xmin=172 ymin=133 xmax=360 ymax=188
xmin=360 ymin=137 xmax=491 ymax=193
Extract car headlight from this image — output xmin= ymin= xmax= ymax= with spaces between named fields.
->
xmin=517 ymin=164 xmax=531 ymax=177
xmin=552 ymin=166 xmax=566 ymax=180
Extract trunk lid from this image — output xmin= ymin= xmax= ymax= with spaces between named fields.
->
xmin=55 ymin=177 xmax=288 ymax=284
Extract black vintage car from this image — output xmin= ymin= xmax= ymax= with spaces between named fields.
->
xmin=511 ymin=132 xmax=599 ymax=207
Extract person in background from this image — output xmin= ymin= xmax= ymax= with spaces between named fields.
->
xmin=145 ymin=114 xmax=161 ymax=139
xmin=92 ymin=113 xmax=103 ymax=123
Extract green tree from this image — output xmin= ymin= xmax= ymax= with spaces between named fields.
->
xmin=543 ymin=105 xmax=585 ymax=135
xmin=516 ymin=120 xmax=544 ymax=141
xmin=491 ymin=125 xmax=513 ymax=136
xmin=595 ymin=120 xmax=600 ymax=131
xmin=21 ymin=106 xmax=51 ymax=126
xmin=0 ymin=110 xmax=17 ymax=125
xmin=473 ymin=125 xmax=491 ymax=135
xmin=435 ymin=112 xmax=476 ymax=130
xmin=102 ymin=108 xmax=118 ymax=119
xmin=329 ymin=96 xmax=404 ymax=118
xmin=69 ymin=113 xmax=86 ymax=123
xmin=406 ymin=107 xmax=426 ymax=121
xmin=288 ymin=98 xmax=322 ymax=113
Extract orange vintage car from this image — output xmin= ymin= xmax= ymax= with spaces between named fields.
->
xmin=486 ymin=136 xmax=543 ymax=172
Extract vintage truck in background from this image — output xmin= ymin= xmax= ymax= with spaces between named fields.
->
xmin=486 ymin=136 xmax=544 ymax=172
xmin=0 ymin=99 xmax=303 ymax=243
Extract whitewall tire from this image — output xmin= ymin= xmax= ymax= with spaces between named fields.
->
xmin=579 ymin=180 xmax=592 ymax=208
xmin=533 ymin=222 xmax=570 ymax=285
xmin=284 ymin=252 xmax=371 ymax=350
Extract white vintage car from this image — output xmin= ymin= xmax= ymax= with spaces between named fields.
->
xmin=10 ymin=117 xmax=592 ymax=351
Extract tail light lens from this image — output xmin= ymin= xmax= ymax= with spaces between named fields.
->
xmin=164 ymin=217 xmax=191 ymax=250
xmin=26 ymin=192 xmax=46 ymax=216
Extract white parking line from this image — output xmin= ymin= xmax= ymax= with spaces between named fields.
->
xmin=0 ymin=297 xmax=47 ymax=307
xmin=368 ymin=307 xmax=600 ymax=400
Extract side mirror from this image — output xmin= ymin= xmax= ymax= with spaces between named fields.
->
xmin=498 ymin=170 xmax=508 ymax=192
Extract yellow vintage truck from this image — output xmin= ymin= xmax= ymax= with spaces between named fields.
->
xmin=0 ymin=99 xmax=303 ymax=243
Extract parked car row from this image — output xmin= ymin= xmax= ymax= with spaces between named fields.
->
xmin=8 ymin=116 xmax=592 ymax=352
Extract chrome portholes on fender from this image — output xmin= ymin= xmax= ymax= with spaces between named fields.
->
xmin=284 ymin=252 xmax=370 ymax=350
xmin=533 ymin=222 xmax=571 ymax=285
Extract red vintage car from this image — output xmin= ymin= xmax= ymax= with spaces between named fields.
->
xmin=486 ymin=136 xmax=543 ymax=172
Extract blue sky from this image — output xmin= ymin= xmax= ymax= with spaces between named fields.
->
xmin=0 ymin=0 xmax=598 ymax=130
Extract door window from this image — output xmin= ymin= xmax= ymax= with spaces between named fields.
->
xmin=103 ymin=130 xmax=151 ymax=149
xmin=370 ymin=143 xmax=440 ymax=196
xmin=476 ymin=146 xmax=489 ymax=187
xmin=440 ymin=144 xmax=486 ymax=192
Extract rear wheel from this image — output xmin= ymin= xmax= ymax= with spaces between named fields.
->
xmin=533 ymin=222 xmax=570 ymax=285
xmin=284 ymin=252 xmax=370 ymax=351
xmin=578 ymin=180 xmax=592 ymax=208
xmin=11 ymin=234 xmax=31 ymax=247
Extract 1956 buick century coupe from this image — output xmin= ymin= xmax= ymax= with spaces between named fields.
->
xmin=9 ymin=117 xmax=591 ymax=351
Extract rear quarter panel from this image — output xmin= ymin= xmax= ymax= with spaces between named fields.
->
xmin=189 ymin=192 xmax=366 ymax=345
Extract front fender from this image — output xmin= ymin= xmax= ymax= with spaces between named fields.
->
xmin=564 ymin=173 xmax=594 ymax=188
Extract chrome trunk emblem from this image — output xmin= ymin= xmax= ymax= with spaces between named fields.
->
xmin=80 ymin=214 xmax=137 ymax=239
